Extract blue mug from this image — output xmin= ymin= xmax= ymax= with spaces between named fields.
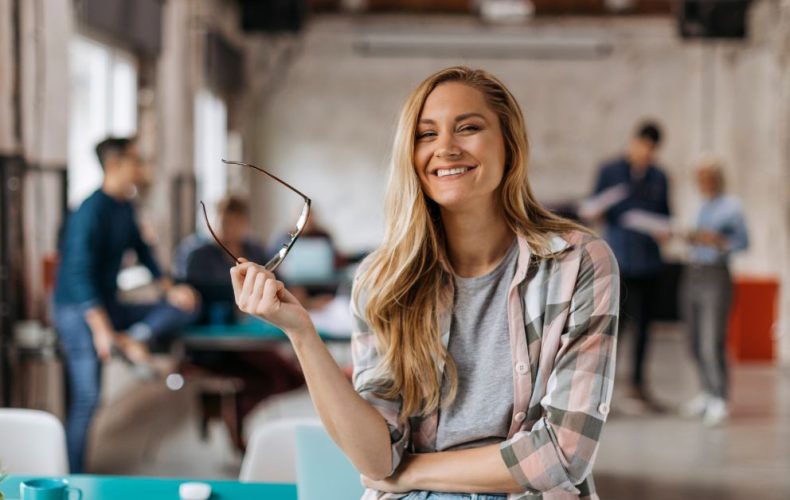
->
xmin=20 ymin=479 xmax=82 ymax=500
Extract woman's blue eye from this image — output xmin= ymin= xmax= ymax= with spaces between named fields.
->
xmin=417 ymin=131 xmax=436 ymax=140
xmin=458 ymin=124 xmax=481 ymax=133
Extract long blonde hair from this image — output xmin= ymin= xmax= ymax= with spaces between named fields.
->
xmin=356 ymin=66 xmax=587 ymax=422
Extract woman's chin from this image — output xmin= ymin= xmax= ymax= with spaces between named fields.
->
xmin=432 ymin=196 xmax=486 ymax=215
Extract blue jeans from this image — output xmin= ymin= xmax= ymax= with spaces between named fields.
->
xmin=53 ymin=300 xmax=198 ymax=473
xmin=402 ymin=493 xmax=507 ymax=499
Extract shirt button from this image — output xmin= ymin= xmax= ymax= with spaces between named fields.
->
xmin=514 ymin=412 xmax=526 ymax=422
xmin=515 ymin=362 xmax=528 ymax=375
xmin=598 ymin=403 xmax=610 ymax=416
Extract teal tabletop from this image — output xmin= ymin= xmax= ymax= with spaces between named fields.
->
xmin=185 ymin=319 xmax=290 ymax=338
xmin=0 ymin=475 xmax=297 ymax=500
xmin=184 ymin=318 xmax=348 ymax=342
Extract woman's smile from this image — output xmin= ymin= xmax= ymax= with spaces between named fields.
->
xmin=434 ymin=165 xmax=478 ymax=178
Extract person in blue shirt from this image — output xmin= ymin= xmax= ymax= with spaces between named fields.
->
xmin=679 ymin=157 xmax=749 ymax=426
xmin=52 ymin=137 xmax=199 ymax=472
xmin=588 ymin=121 xmax=670 ymax=414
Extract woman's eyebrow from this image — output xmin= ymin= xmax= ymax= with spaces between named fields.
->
xmin=455 ymin=112 xmax=486 ymax=122
xmin=418 ymin=112 xmax=487 ymax=125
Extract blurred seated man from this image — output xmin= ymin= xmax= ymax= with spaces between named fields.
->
xmin=175 ymin=195 xmax=268 ymax=324
xmin=52 ymin=137 xmax=200 ymax=473
xmin=174 ymin=196 xmax=304 ymax=426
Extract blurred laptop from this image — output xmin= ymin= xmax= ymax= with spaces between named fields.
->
xmin=277 ymin=236 xmax=336 ymax=286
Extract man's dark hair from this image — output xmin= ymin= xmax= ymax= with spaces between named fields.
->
xmin=95 ymin=137 xmax=135 ymax=170
xmin=635 ymin=121 xmax=662 ymax=146
xmin=217 ymin=195 xmax=250 ymax=218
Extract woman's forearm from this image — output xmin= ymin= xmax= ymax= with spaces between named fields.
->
xmin=289 ymin=326 xmax=394 ymax=480
xmin=401 ymin=444 xmax=523 ymax=494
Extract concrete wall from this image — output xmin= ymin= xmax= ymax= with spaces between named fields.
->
xmin=251 ymin=4 xmax=790 ymax=359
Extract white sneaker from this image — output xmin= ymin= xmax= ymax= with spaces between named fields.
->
xmin=703 ymin=397 xmax=729 ymax=427
xmin=680 ymin=392 xmax=710 ymax=418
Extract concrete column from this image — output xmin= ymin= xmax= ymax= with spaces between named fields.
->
xmin=16 ymin=0 xmax=72 ymax=319
xmin=776 ymin=0 xmax=790 ymax=364
xmin=148 ymin=0 xmax=198 ymax=269
xmin=19 ymin=0 xmax=71 ymax=166
xmin=0 ymin=0 xmax=17 ymax=154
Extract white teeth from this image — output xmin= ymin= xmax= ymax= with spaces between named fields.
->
xmin=436 ymin=167 xmax=472 ymax=177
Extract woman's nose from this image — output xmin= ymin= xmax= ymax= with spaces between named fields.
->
xmin=434 ymin=133 xmax=462 ymax=159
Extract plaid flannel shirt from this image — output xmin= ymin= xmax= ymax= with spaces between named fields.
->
xmin=352 ymin=231 xmax=619 ymax=500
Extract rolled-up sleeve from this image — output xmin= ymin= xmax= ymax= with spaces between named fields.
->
xmin=500 ymin=238 xmax=620 ymax=494
xmin=350 ymin=282 xmax=410 ymax=476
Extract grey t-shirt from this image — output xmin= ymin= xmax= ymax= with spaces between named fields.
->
xmin=436 ymin=240 xmax=518 ymax=451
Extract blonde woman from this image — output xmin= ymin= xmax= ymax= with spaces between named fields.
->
xmin=230 ymin=67 xmax=619 ymax=499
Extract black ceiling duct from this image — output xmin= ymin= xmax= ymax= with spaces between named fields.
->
xmin=238 ymin=0 xmax=308 ymax=33
xmin=205 ymin=31 xmax=244 ymax=96
xmin=678 ymin=0 xmax=751 ymax=39
xmin=76 ymin=0 xmax=163 ymax=55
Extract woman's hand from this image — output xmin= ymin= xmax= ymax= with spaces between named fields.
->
xmin=230 ymin=260 xmax=313 ymax=336
xmin=360 ymin=456 xmax=414 ymax=494
xmin=361 ymin=473 xmax=412 ymax=494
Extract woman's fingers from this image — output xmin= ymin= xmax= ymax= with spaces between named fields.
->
xmin=230 ymin=261 xmax=256 ymax=299
xmin=260 ymin=277 xmax=282 ymax=314
xmin=232 ymin=262 xmax=280 ymax=315
xmin=237 ymin=264 xmax=258 ymax=308
xmin=246 ymin=272 xmax=267 ymax=311
xmin=230 ymin=265 xmax=243 ymax=298
xmin=275 ymin=282 xmax=299 ymax=305
xmin=228 ymin=262 xmax=307 ymax=332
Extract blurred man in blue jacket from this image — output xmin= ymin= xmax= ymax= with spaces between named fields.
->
xmin=589 ymin=121 xmax=670 ymax=413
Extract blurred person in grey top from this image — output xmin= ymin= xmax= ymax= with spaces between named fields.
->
xmin=679 ymin=156 xmax=749 ymax=426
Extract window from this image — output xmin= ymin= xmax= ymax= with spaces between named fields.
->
xmin=194 ymin=88 xmax=228 ymax=225
xmin=68 ymin=35 xmax=137 ymax=208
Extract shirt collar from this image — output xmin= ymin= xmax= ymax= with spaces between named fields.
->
xmin=548 ymin=234 xmax=571 ymax=255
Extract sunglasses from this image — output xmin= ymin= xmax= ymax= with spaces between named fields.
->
xmin=200 ymin=159 xmax=311 ymax=272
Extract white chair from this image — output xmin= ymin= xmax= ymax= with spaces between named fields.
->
xmin=239 ymin=416 xmax=322 ymax=483
xmin=0 ymin=408 xmax=69 ymax=475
